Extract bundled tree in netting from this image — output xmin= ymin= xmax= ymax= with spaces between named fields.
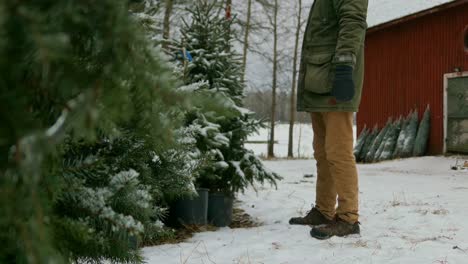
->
xmin=377 ymin=117 xmax=402 ymax=161
xmin=400 ymin=109 xmax=419 ymax=158
xmin=354 ymin=125 xmax=369 ymax=160
xmin=374 ymin=119 xmax=393 ymax=162
xmin=413 ymin=105 xmax=431 ymax=157
xmin=365 ymin=118 xmax=392 ymax=163
xmin=393 ymin=111 xmax=412 ymax=159
xmin=359 ymin=125 xmax=378 ymax=162
xmin=174 ymin=0 xmax=281 ymax=194
xmin=0 ymin=0 xmax=187 ymax=263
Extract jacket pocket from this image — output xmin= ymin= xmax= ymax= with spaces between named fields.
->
xmin=304 ymin=53 xmax=333 ymax=94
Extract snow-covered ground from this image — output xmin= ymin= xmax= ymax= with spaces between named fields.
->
xmin=246 ymin=123 xmax=356 ymax=159
xmin=246 ymin=123 xmax=315 ymax=159
xmin=144 ymin=156 xmax=468 ymax=264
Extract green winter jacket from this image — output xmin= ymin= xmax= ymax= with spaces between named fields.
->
xmin=297 ymin=0 xmax=368 ymax=112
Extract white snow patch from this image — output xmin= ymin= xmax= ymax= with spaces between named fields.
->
xmin=246 ymin=123 xmax=356 ymax=159
xmin=143 ymin=157 xmax=468 ymax=263
xmin=231 ymin=161 xmax=246 ymax=179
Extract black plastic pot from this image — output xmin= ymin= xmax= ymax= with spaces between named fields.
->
xmin=128 ymin=236 xmax=139 ymax=250
xmin=207 ymin=193 xmax=234 ymax=227
xmin=167 ymin=188 xmax=209 ymax=227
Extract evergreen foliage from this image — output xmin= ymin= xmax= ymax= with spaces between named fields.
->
xmin=354 ymin=125 xmax=369 ymax=160
xmin=1 ymin=1 xmax=281 ymax=262
xmin=358 ymin=106 xmax=432 ymax=163
xmin=54 ymin=128 xmax=201 ymax=262
xmin=377 ymin=118 xmax=402 ymax=161
xmin=179 ymin=1 xmax=243 ymax=104
xmin=393 ymin=112 xmax=412 ymax=159
xmin=175 ymin=1 xmax=281 ymax=195
xmin=374 ymin=120 xmax=392 ymax=163
xmin=131 ymin=0 xmax=164 ymax=39
xmin=413 ymin=106 xmax=431 ymax=157
xmin=401 ymin=110 xmax=419 ymax=158
xmin=365 ymin=119 xmax=392 ymax=163
xmin=0 ymin=0 xmax=190 ymax=262
xmin=355 ymin=106 xmax=430 ymax=162
xmin=359 ymin=125 xmax=378 ymax=162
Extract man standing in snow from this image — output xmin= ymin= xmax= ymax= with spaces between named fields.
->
xmin=289 ymin=0 xmax=368 ymax=240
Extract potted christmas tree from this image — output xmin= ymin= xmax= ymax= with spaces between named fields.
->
xmin=173 ymin=1 xmax=281 ymax=227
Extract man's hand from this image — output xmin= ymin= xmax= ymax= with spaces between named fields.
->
xmin=331 ymin=65 xmax=355 ymax=102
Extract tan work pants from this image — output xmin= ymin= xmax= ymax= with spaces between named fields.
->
xmin=311 ymin=112 xmax=359 ymax=224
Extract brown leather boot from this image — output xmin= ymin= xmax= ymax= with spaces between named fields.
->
xmin=289 ymin=208 xmax=333 ymax=226
xmin=310 ymin=218 xmax=360 ymax=240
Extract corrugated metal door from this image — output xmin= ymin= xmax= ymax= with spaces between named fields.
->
xmin=447 ymin=76 xmax=468 ymax=153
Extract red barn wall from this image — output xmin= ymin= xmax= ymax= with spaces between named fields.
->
xmin=358 ymin=3 xmax=468 ymax=154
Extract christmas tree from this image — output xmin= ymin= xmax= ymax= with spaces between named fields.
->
xmin=0 ymin=0 xmax=192 ymax=262
xmin=175 ymin=1 xmax=281 ymax=195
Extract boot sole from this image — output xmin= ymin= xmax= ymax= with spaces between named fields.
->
xmin=289 ymin=222 xmax=331 ymax=226
xmin=310 ymin=228 xmax=360 ymax=240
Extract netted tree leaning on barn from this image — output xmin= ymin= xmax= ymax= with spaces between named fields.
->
xmin=354 ymin=107 xmax=431 ymax=163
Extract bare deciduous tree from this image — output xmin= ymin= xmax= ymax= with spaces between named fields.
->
xmin=288 ymin=0 xmax=303 ymax=158
xmin=162 ymin=0 xmax=174 ymax=49
xmin=241 ymin=0 xmax=252 ymax=83
xmin=267 ymin=0 xmax=279 ymax=158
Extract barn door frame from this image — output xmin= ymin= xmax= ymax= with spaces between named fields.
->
xmin=443 ymin=71 xmax=468 ymax=153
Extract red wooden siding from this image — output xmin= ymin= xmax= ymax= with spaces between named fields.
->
xmin=358 ymin=3 xmax=468 ymax=154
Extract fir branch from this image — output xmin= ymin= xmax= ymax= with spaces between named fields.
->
xmin=15 ymin=92 xmax=90 ymax=180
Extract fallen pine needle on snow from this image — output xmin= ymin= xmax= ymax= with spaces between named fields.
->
xmin=452 ymin=245 xmax=467 ymax=253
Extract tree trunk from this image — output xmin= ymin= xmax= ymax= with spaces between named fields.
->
xmin=226 ymin=0 xmax=232 ymax=20
xmin=162 ymin=0 xmax=174 ymax=50
xmin=267 ymin=0 xmax=278 ymax=158
xmin=225 ymin=0 xmax=232 ymax=52
xmin=287 ymin=0 xmax=302 ymax=158
xmin=241 ymin=0 xmax=252 ymax=84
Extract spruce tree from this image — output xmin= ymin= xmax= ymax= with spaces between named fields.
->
xmin=0 ymin=0 xmax=189 ymax=263
xmin=175 ymin=1 xmax=280 ymax=195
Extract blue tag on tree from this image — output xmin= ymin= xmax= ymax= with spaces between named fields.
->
xmin=178 ymin=50 xmax=193 ymax=62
